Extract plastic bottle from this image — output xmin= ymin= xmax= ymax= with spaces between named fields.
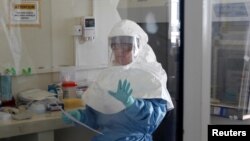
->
xmin=62 ymin=81 xmax=77 ymax=99
xmin=0 ymin=75 xmax=15 ymax=107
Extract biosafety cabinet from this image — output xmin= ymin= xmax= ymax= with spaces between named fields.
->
xmin=210 ymin=0 xmax=250 ymax=120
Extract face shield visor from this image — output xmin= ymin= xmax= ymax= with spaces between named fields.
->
xmin=108 ymin=36 xmax=139 ymax=66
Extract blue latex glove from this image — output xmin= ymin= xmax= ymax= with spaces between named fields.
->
xmin=108 ymin=79 xmax=135 ymax=107
xmin=61 ymin=110 xmax=81 ymax=124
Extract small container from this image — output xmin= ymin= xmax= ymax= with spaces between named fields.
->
xmin=62 ymin=81 xmax=77 ymax=99
xmin=60 ymin=67 xmax=76 ymax=82
xmin=0 ymin=75 xmax=12 ymax=101
xmin=0 ymin=75 xmax=15 ymax=107
xmin=48 ymin=84 xmax=63 ymax=100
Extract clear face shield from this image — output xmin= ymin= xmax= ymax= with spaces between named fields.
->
xmin=108 ymin=36 xmax=139 ymax=66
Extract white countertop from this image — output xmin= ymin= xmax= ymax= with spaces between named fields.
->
xmin=0 ymin=111 xmax=71 ymax=139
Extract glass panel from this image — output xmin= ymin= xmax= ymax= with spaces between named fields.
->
xmin=211 ymin=0 xmax=250 ymax=120
xmin=117 ymin=0 xmax=181 ymax=140
xmin=0 ymin=0 xmax=53 ymax=75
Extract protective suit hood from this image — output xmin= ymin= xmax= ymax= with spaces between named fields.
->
xmin=108 ymin=19 xmax=148 ymax=48
xmin=83 ymin=20 xmax=174 ymax=114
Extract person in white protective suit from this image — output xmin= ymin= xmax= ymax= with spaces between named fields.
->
xmin=61 ymin=19 xmax=174 ymax=141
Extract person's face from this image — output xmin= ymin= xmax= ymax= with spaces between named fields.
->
xmin=111 ymin=43 xmax=133 ymax=65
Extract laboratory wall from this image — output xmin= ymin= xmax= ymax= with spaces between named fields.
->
xmin=74 ymin=0 xmax=120 ymax=69
xmin=51 ymin=0 xmax=92 ymax=69
xmin=1 ymin=0 xmax=121 ymax=95
xmin=0 ymin=0 xmax=53 ymax=74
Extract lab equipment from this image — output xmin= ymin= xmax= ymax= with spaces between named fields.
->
xmin=81 ymin=16 xmax=95 ymax=40
xmin=18 ymin=89 xmax=55 ymax=102
xmin=0 ymin=75 xmax=12 ymax=102
xmin=47 ymin=102 xmax=64 ymax=111
xmin=59 ymin=67 xmax=76 ymax=82
xmin=60 ymin=67 xmax=77 ymax=99
xmin=17 ymin=89 xmax=59 ymax=113
xmin=48 ymin=84 xmax=63 ymax=100
xmin=108 ymin=79 xmax=134 ymax=107
xmin=62 ymin=98 xmax=84 ymax=110
xmin=0 ymin=75 xmax=15 ymax=107
xmin=28 ymin=102 xmax=46 ymax=114
xmin=48 ymin=84 xmax=60 ymax=94
xmin=62 ymin=81 xmax=77 ymax=99
xmin=210 ymin=1 xmax=250 ymax=120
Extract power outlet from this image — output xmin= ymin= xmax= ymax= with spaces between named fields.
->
xmin=73 ymin=25 xmax=82 ymax=36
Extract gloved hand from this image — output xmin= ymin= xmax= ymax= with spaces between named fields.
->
xmin=108 ymin=79 xmax=135 ymax=107
xmin=61 ymin=110 xmax=81 ymax=124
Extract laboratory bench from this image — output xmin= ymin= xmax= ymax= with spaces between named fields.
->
xmin=0 ymin=111 xmax=68 ymax=141
xmin=0 ymin=111 xmax=95 ymax=141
